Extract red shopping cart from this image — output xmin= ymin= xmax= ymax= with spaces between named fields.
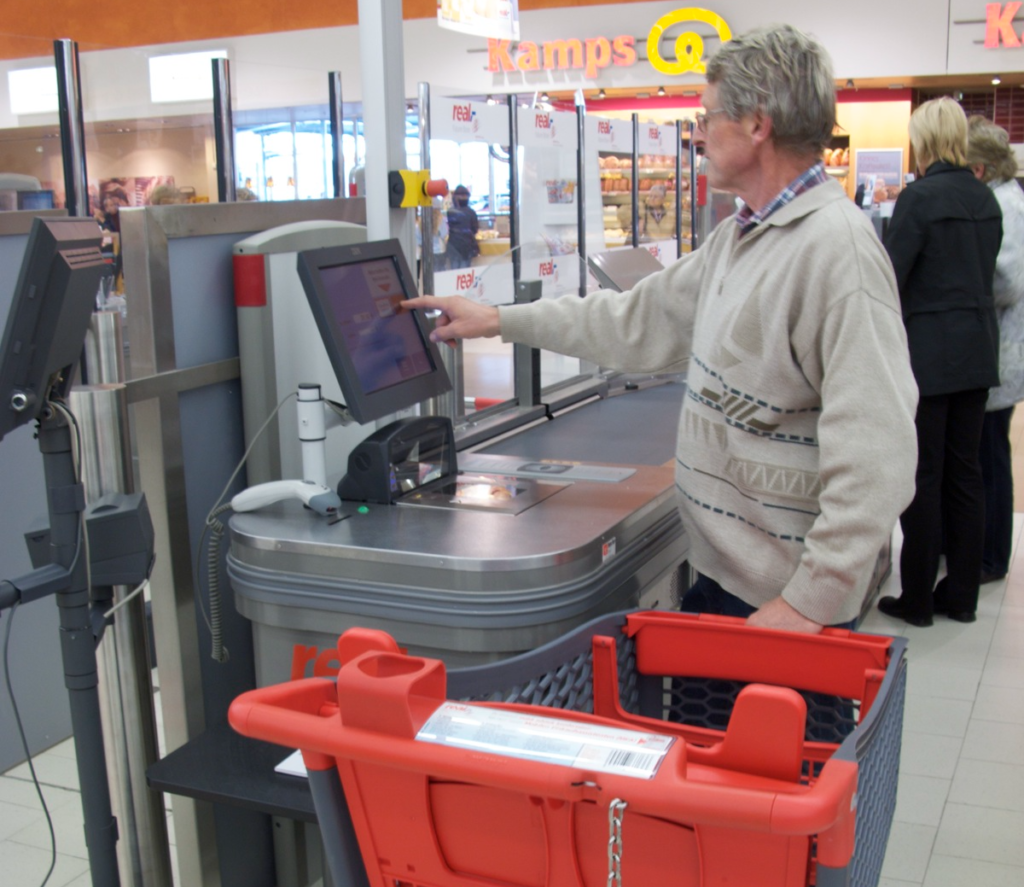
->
xmin=229 ymin=610 xmax=905 ymax=887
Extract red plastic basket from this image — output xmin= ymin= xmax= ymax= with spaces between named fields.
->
xmin=229 ymin=611 xmax=905 ymax=887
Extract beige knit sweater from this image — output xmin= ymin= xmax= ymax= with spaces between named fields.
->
xmin=499 ymin=179 xmax=919 ymax=624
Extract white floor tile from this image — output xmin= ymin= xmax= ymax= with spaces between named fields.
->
xmin=971 ymin=683 xmax=1024 ymax=724
xmin=902 ymin=696 xmax=973 ymax=739
xmin=0 ymin=798 xmax=46 ymax=842
xmin=902 ymin=627 xmax=995 ymax=671
xmin=934 ymin=803 xmax=1024 ymax=867
xmin=893 ymin=773 xmax=951 ymax=827
xmin=960 ymin=719 xmax=1024 ymax=765
xmin=949 ymin=758 xmax=1024 ymax=812
xmin=8 ymin=797 xmax=90 ymax=860
xmin=898 ymin=731 xmax=964 ymax=780
xmin=1002 ymin=583 xmax=1024 ymax=608
xmin=881 ymin=821 xmax=937 ymax=883
xmin=981 ymin=655 xmax=1024 ymax=689
xmin=923 ymin=854 xmax=1024 ymax=887
xmin=904 ymin=663 xmax=981 ymax=701
xmin=878 ymin=879 xmax=920 ymax=887
xmin=0 ymin=838 xmax=90 ymax=887
xmin=989 ymin=626 xmax=1024 ymax=659
xmin=0 ymin=776 xmax=80 ymax=813
xmin=4 ymin=754 xmax=80 ymax=792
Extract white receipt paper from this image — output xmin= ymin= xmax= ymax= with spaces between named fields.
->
xmin=416 ymin=701 xmax=673 ymax=779
xmin=275 ymin=749 xmax=307 ymax=778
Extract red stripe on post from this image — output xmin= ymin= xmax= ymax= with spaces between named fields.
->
xmin=233 ymin=253 xmax=267 ymax=307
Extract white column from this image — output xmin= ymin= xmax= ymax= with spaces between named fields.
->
xmin=357 ymin=0 xmax=417 ymax=266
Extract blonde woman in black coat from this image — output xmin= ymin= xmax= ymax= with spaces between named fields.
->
xmin=878 ymin=97 xmax=1002 ymax=626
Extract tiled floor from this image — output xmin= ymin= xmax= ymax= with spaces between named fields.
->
xmin=3 ymin=412 xmax=1024 ymax=886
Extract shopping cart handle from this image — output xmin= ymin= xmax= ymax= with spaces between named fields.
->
xmin=771 ymin=758 xmax=858 ymax=865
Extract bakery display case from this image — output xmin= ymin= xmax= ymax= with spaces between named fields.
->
xmin=823 ymin=132 xmax=850 ymax=180
xmin=598 ymin=152 xmax=634 ymax=247
xmin=592 ymin=117 xmax=694 ymax=258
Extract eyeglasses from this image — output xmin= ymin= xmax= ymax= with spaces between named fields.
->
xmin=695 ymin=108 xmax=728 ymax=133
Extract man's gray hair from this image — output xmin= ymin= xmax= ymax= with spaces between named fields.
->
xmin=706 ymin=24 xmax=836 ymax=156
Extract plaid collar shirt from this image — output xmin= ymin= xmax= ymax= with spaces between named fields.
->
xmin=735 ymin=161 xmax=829 ymax=237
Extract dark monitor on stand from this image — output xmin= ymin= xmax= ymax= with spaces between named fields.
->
xmin=0 ymin=217 xmax=108 ymax=443
xmin=587 ymin=247 xmax=666 ymax=293
xmin=296 ymin=238 xmax=451 ymax=425
xmin=17 ymin=190 xmax=55 ymax=211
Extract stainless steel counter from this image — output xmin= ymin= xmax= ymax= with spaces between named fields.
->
xmin=229 ymin=460 xmax=686 ymax=680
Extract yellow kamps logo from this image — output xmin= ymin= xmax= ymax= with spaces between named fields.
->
xmin=647 ymin=8 xmax=732 ymax=75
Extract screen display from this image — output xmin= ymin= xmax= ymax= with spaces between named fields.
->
xmin=319 ymin=257 xmax=434 ymax=395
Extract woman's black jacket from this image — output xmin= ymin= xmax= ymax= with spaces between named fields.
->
xmin=883 ymin=161 xmax=1002 ymax=397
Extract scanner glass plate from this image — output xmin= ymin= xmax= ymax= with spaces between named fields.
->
xmin=396 ymin=474 xmax=567 ymax=514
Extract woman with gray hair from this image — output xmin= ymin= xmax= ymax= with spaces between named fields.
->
xmin=967 ymin=116 xmax=1024 ymax=583
xmin=879 ymin=98 xmax=1002 ymax=626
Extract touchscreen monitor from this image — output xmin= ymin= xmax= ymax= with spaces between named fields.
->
xmin=297 ymin=239 xmax=451 ymax=425
xmin=0 ymin=217 xmax=108 ymax=442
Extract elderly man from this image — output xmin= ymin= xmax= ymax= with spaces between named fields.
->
xmin=406 ymin=25 xmax=918 ymax=633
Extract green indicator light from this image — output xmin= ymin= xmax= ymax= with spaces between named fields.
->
xmin=358 ymin=506 xmax=369 ymax=514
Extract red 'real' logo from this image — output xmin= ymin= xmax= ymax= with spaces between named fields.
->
xmin=291 ymin=644 xmax=341 ymax=680
xmin=648 ymin=127 xmax=660 ymax=140
xmin=598 ymin=120 xmax=612 ymax=135
xmin=453 ymin=103 xmax=473 ymax=122
xmin=535 ymin=113 xmax=552 ymax=129
xmin=539 ymin=260 xmax=555 ymax=276
xmin=456 ymin=271 xmax=476 ymax=290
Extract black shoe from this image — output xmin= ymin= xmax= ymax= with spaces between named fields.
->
xmin=945 ymin=609 xmax=977 ymax=623
xmin=980 ymin=571 xmax=1006 ymax=585
xmin=877 ymin=595 xmax=933 ymax=627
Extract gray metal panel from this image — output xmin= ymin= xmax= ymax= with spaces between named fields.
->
xmin=0 ymin=209 xmax=67 ymax=236
xmin=169 ymin=233 xmax=247 ymax=368
xmin=481 ymin=381 xmax=685 ymax=467
xmin=121 ymin=197 xmax=367 ymax=887
xmin=0 ymin=232 xmax=73 ymax=771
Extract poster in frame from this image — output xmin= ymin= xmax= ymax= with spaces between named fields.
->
xmin=855 ymin=149 xmax=904 ymax=204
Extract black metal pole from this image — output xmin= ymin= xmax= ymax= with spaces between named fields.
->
xmin=576 ymin=104 xmax=587 ymax=297
xmin=631 ymin=113 xmax=640 ymax=247
xmin=54 ymin=39 xmax=89 ymax=218
xmin=329 ymin=72 xmax=346 ymax=199
xmin=212 ymin=59 xmax=236 ymax=203
xmin=508 ymin=95 xmax=521 ymax=285
xmin=38 ymin=410 xmax=120 ymax=887
xmin=675 ymin=120 xmax=684 ymax=259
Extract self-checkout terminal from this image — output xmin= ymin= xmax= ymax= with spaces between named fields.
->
xmin=293 ymin=237 xmax=567 ymax=512
xmin=226 ymin=235 xmax=687 ymax=685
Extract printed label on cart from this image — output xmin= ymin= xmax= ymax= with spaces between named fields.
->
xmin=602 ymin=538 xmax=617 ymax=562
xmin=416 ymin=701 xmax=673 ymax=779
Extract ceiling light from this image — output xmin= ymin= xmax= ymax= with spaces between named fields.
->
xmin=540 ymin=91 xmax=550 ymax=102
xmin=657 ymin=86 xmax=666 ymax=96
xmin=7 ymin=66 xmax=59 ymax=114
xmin=992 ymin=76 xmax=1002 ymax=85
xmin=597 ymin=89 xmax=606 ymax=99
xmin=845 ymin=79 xmax=855 ymax=89
xmin=486 ymin=94 xmax=497 ymax=105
